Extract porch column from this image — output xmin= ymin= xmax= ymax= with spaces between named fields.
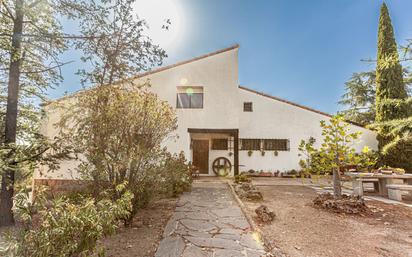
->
xmin=233 ymin=130 xmax=239 ymax=176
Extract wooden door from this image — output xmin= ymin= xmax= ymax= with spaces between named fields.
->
xmin=192 ymin=140 xmax=209 ymax=174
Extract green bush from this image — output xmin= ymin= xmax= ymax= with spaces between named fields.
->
xmin=160 ymin=152 xmax=192 ymax=197
xmin=1 ymin=186 xmax=133 ymax=257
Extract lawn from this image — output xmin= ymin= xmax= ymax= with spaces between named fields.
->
xmin=241 ymin=178 xmax=412 ymax=257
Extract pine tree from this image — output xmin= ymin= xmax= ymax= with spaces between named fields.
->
xmin=375 ymin=3 xmax=412 ymax=171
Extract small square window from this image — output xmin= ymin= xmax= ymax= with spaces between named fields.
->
xmin=243 ymin=102 xmax=253 ymax=112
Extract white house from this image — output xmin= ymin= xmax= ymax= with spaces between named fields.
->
xmin=34 ymin=45 xmax=378 ymax=187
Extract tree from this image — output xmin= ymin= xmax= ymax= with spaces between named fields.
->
xmin=374 ymin=3 xmax=411 ymax=170
xmin=57 ymin=86 xmax=178 ymax=223
xmin=339 ymin=71 xmax=377 ymax=125
xmin=73 ymin=0 xmax=166 ymax=88
xmin=300 ymin=115 xmax=362 ymax=198
xmin=340 ymin=69 xmax=411 ymax=126
xmin=0 ymin=0 xmax=72 ymax=226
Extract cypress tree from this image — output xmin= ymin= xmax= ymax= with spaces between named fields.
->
xmin=375 ymin=3 xmax=411 ymax=170
xmin=376 ymin=3 xmax=408 ymax=121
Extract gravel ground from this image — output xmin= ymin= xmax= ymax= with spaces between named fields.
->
xmin=241 ymin=183 xmax=412 ymax=257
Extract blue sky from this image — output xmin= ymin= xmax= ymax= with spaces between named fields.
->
xmin=53 ymin=0 xmax=412 ymax=114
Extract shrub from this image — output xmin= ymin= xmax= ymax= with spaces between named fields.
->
xmin=1 ymin=186 xmax=133 ymax=257
xmin=57 ymin=85 xmax=177 ymax=224
xmin=160 ymin=152 xmax=192 ymax=197
xmin=234 ymin=174 xmax=251 ymax=184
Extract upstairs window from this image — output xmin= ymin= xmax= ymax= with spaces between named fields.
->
xmin=176 ymin=87 xmax=203 ymax=109
xmin=263 ymin=139 xmax=290 ymax=151
xmin=211 ymin=139 xmax=228 ymax=150
xmin=243 ymin=102 xmax=253 ymax=112
xmin=241 ymin=139 xmax=261 ymax=150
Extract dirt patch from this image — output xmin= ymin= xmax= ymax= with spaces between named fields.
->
xmin=241 ymin=184 xmax=412 ymax=257
xmin=101 ymin=198 xmax=177 ymax=257
xmin=313 ymin=192 xmax=368 ymax=214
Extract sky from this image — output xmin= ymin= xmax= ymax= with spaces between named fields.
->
xmin=52 ymin=0 xmax=412 ymax=114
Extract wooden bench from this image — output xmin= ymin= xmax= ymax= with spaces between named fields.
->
xmin=352 ymin=178 xmax=379 ymax=196
xmin=387 ymin=184 xmax=412 ymax=201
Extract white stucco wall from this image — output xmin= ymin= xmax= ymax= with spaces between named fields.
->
xmin=137 ymin=48 xmax=240 ymax=159
xmin=34 ymin=46 xmax=378 ymax=180
xmin=237 ymin=88 xmax=378 ymax=173
xmin=35 ymin=47 xmax=240 ymax=180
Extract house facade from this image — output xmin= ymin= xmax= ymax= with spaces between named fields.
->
xmin=34 ymin=45 xmax=378 ymax=184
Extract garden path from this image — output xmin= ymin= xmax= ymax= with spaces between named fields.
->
xmin=154 ymin=181 xmax=266 ymax=257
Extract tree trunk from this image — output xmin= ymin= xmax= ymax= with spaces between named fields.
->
xmin=332 ymin=168 xmax=342 ymax=198
xmin=0 ymin=0 xmax=24 ymax=227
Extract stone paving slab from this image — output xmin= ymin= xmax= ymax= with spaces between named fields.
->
xmin=155 ymin=182 xmax=267 ymax=257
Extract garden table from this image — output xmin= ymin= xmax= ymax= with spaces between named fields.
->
xmin=346 ymin=172 xmax=412 ymax=197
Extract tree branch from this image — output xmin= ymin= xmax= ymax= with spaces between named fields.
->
xmin=2 ymin=2 xmax=15 ymax=20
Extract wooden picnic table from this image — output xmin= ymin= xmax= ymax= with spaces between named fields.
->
xmin=345 ymin=172 xmax=412 ymax=196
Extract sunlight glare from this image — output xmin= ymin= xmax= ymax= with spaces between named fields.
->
xmin=133 ymin=0 xmax=186 ymax=52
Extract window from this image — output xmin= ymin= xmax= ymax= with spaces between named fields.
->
xmin=177 ymin=93 xmax=203 ymax=108
xmin=241 ymin=139 xmax=261 ymax=150
xmin=243 ymin=102 xmax=253 ymax=112
xmin=212 ymin=139 xmax=228 ymax=150
xmin=263 ymin=139 xmax=290 ymax=151
xmin=176 ymin=87 xmax=204 ymax=109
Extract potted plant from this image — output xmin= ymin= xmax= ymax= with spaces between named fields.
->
xmin=258 ymin=170 xmax=272 ymax=177
xmin=261 ymin=150 xmax=265 ymax=156
xmin=247 ymin=150 xmax=253 ymax=157
xmin=273 ymin=150 xmax=278 ymax=156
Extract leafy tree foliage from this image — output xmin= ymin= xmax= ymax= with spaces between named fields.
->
xmin=0 ymin=0 xmax=76 ymax=226
xmin=375 ymin=3 xmax=409 ymax=122
xmin=374 ymin=3 xmax=412 ymax=170
xmin=299 ymin=115 xmax=377 ymax=198
xmin=0 ymin=185 xmax=133 ymax=256
xmin=73 ymin=0 xmax=167 ymax=87
xmin=339 ymin=71 xmax=377 ymax=125
xmin=57 ymin=85 xmax=181 ymax=224
xmin=340 ymin=69 xmax=411 ymax=126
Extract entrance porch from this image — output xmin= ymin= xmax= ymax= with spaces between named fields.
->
xmin=188 ymin=128 xmax=239 ymax=176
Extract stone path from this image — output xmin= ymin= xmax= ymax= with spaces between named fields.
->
xmin=155 ymin=181 xmax=267 ymax=257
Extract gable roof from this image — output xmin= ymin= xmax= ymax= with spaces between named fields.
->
xmin=130 ymin=44 xmax=240 ymax=80
xmin=239 ymin=86 xmax=365 ymax=128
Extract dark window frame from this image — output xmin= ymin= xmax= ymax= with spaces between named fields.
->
xmin=211 ymin=138 xmax=229 ymax=150
xmin=176 ymin=93 xmax=204 ymax=109
xmin=243 ymin=102 xmax=253 ymax=112
xmin=240 ymin=139 xmax=261 ymax=150
xmin=263 ymin=139 xmax=290 ymax=151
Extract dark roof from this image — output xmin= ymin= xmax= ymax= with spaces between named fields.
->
xmin=239 ymin=86 xmax=365 ymax=128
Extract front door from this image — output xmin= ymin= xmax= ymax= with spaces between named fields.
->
xmin=192 ymin=140 xmax=209 ymax=174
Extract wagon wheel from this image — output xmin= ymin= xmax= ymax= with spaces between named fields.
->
xmin=212 ymin=157 xmax=232 ymax=176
